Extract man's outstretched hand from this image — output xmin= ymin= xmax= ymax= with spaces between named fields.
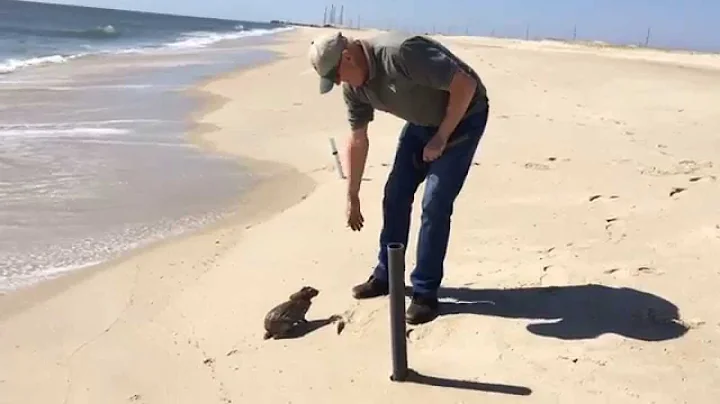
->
xmin=346 ymin=195 xmax=364 ymax=231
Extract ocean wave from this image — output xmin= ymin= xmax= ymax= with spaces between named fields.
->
xmin=63 ymin=24 xmax=119 ymax=39
xmin=0 ymin=260 xmax=103 ymax=293
xmin=0 ymin=119 xmax=164 ymax=130
xmin=0 ymin=25 xmax=293 ymax=75
xmin=0 ymin=53 xmax=84 ymax=74
xmin=0 ymin=127 xmax=130 ymax=138
xmin=165 ymin=26 xmax=294 ymax=49
xmin=0 ymin=24 xmax=120 ymax=40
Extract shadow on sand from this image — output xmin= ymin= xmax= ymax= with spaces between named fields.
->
xmin=391 ymin=283 xmax=688 ymax=396
xmin=271 ymin=316 xmax=338 ymax=340
xmin=403 ymin=370 xmax=532 ymax=396
xmin=434 ymin=283 xmax=689 ymax=341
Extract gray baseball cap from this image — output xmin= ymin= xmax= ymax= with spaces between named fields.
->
xmin=308 ymin=31 xmax=347 ymax=94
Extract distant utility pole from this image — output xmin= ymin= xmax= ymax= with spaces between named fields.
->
xmin=644 ymin=27 xmax=652 ymax=47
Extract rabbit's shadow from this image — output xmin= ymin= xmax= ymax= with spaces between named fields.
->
xmin=273 ymin=315 xmax=339 ymax=340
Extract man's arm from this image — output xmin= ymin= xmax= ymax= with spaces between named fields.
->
xmin=343 ymin=84 xmax=374 ymax=198
xmin=346 ymin=125 xmax=369 ymax=199
xmin=436 ymin=69 xmax=477 ymax=141
xmin=394 ymin=38 xmax=478 ymax=141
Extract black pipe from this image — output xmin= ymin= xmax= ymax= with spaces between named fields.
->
xmin=387 ymin=242 xmax=408 ymax=382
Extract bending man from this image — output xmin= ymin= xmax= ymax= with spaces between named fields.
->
xmin=308 ymin=31 xmax=490 ymax=325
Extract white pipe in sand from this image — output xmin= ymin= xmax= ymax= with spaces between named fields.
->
xmin=329 ymin=137 xmax=345 ymax=179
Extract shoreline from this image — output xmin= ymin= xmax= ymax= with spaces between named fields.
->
xmin=0 ymin=29 xmax=315 ymax=318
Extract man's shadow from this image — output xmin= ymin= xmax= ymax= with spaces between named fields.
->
xmin=387 ymin=283 xmax=687 ymax=396
xmin=433 ymin=283 xmax=689 ymax=341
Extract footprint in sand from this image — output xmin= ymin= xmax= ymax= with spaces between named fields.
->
xmin=589 ymin=194 xmax=620 ymax=202
xmin=524 ymin=162 xmax=551 ymax=171
xmin=665 ymin=173 xmax=717 ymax=198
xmin=669 ymin=187 xmax=687 ymax=197
xmin=604 ymin=217 xmax=626 ymax=243
xmin=675 ymin=318 xmax=705 ymax=330
xmin=679 ymin=159 xmax=713 ymax=172
xmin=603 ymin=266 xmax=662 ymax=276
xmin=655 ymin=144 xmax=672 ymax=156
xmin=635 ymin=266 xmax=664 ymax=276
xmin=641 ymin=159 xmax=714 ymax=177
xmin=405 ymin=322 xmax=456 ymax=345
xmin=690 ymin=175 xmax=717 ymax=183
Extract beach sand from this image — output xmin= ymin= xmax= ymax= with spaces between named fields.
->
xmin=2 ymin=27 xmax=720 ymax=403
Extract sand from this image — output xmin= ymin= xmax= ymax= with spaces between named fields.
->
xmin=2 ymin=27 xmax=720 ymax=403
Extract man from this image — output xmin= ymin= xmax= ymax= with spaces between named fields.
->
xmin=308 ymin=30 xmax=490 ymax=325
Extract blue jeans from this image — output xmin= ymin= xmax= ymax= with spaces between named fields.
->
xmin=372 ymin=106 xmax=489 ymax=298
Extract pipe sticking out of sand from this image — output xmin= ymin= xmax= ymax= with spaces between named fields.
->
xmin=328 ymin=137 xmax=345 ymax=179
xmin=388 ymin=242 xmax=409 ymax=382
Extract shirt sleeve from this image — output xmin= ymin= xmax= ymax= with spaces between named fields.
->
xmin=394 ymin=37 xmax=460 ymax=91
xmin=342 ymin=83 xmax=374 ymax=130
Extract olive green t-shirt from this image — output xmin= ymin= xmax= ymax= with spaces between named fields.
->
xmin=342 ymin=32 xmax=489 ymax=130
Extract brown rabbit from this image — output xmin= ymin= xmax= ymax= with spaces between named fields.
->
xmin=263 ymin=286 xmax=319 ymax=340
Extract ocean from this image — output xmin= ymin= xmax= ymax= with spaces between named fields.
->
xmin=0 ymin=0 xmax=293 ymax=292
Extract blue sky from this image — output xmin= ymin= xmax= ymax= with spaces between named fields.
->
xmin=20 ymin=0 xmax=720 ymax=51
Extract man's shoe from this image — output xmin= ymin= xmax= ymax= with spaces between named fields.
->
xmin=406 ymin=294 xmax=439 ymax=325
xmin=351 ymin=275 xmax=389 ymax=299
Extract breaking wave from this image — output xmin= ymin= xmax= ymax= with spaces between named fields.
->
xmin=0 ymin=25 xmax=293 ymax=74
